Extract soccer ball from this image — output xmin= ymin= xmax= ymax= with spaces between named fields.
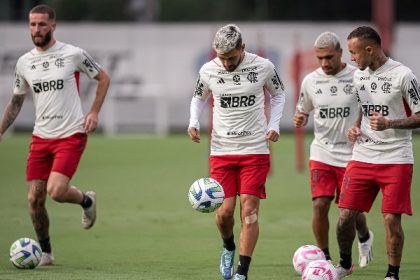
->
xmin=302 ymin=259 xmax=338 ymax=280
xmin=9 ymin=238 xmax=42 ymax=269
xmin=293 ymin=245 xmax=326 ymax=275
xmin=188 ymin=177 xmax=224 ymax=213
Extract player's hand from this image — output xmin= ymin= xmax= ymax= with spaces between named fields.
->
xmin=347 ymin=126 xmax=361 ymax=143
xmin=294 ymin=112 xmax=308 ymax=128
xmin=370 ymin=112 xmax=390 ymax=131
xmin=266 ymin=130 xmax=279 ymax=142
xmin=188 ymin=127 xmax=201 ymax=143
xmin=84 ymin=111 xmax=99 ymax=133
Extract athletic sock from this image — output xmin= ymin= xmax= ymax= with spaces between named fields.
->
xmin=322 ymin=247 xmax=331 ymax=260
xmin=385 ymin=264 xmax=400 ymax=279
xmin=80 ymin=193 xmax=92 ymax=208
xmin=339 ymin=252 xmax=352 ymax=269
xmin=358 ymin=231 xmax=370 ymax=243
xmin=223 ymin=234 xmax=235 ymax=251
xmin=39 ymin=237 xmax=51 ymax=253
xmin=236 ymin=255 xmax=251 ymax=277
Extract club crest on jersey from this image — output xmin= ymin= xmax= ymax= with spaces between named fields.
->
xmin=247 ymin=72 xmax=258 ymax=83
xmin=381 ymin=82 xmax=392 ymax=94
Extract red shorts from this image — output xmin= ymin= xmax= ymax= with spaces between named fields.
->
xmin=309 ymin=160 xmax=345 ymax=202
xmin=338 ymin=161 xmax=413 ymax=215
xmin=26 ymin=133 xmax=88 ymax=181
xmin=209 ymin=154 xmax=270 ymax=199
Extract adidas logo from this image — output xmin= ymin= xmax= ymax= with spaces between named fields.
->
xmin=360 ymin=85 xmax=365 ymax=91
xmin=315 ymin=89 xmax=322 ymax=95
xmin=217 ymin=78 xmax=225 ymax=84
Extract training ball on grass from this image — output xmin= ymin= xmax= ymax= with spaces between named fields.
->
xmin=293 ymin=245 xmax=326 ymax=275
xmin=10 ymin=237 xmax=42 ymax=269
xmin=302 ymin=259 xmax=338 ymax=280
xmin=188 ymin=177 xmax=224 ymax=213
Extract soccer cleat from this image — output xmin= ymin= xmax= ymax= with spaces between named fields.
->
xmin=81 ymin=191 xmax=96 ymax=229
xmin=39 ymin=252 xmax=55 ymax=266
xmin=233 ymin=273 xmax=247 ymax=280
xmin=220 ymin=248 xmax=235 ymax=279
xmin=358 ymin=230 xmax=374 ymax=267
xmin=335 ymin=264 xmax=353 ymax=279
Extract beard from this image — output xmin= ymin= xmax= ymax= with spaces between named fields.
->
xmin=31 ymin=30 xmax=52 ymax=48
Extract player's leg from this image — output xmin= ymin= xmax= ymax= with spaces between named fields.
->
xmin=355 ymin=212 xmax=374 ymax=267
xmin=309 ymin=161 xmax=337 ymax=260
xmin=379 ymin=163 xmax=413 ymax=280
xmin=48 ymin=133 xmax=96 ymax=229
xmin=27 ymin=179 xmax=54 ymax=266
xmin=233 ymin=154 xmax=269 ymax=280
xmin=210 ymin=155 xmax=238 ymax=279
xmin=383 ymin=213 xmax=403 ymax=279
xmin=312 ymin=197 xmax=332 ymax=259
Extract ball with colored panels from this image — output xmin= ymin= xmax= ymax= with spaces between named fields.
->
xmin=302 ymin=259 xmax=338 ymax=280
xmin=188 ymin=177 xmax=224 ymax=213
xmin=9 ymin=237 xmax=42 ymax=269
xmin=292 ymin=245 xmax=326 ymax=275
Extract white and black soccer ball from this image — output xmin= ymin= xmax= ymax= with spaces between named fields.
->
xmin=9 ymin=238 xmax=42 ymax=269
xmin=302 ymin=259 xmax=338 ymax=280
xmin=188 ymin=177 xmax=224 ymax=213
xmin=293 ymin=245 xmax=326 ymax=275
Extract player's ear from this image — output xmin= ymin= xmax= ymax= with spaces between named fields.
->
xmin=365 ymin=45 xmax=373 ymax=55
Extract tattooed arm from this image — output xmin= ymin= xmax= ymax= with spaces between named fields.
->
xmin=0 ymin=94 xmax=25 ymax=141
xmin=371 ymin=111 xmax=420 ymax=131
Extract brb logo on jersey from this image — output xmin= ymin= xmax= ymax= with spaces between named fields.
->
xmin=319 ymin=107 xmax=350 ymax=119
xmin=220 ymin=94 xmax=256 ymax=108
xmin=361 ymin=104 xmax=389 ymax=116
xmin=33 ymin=80 xmax=64 ymax=93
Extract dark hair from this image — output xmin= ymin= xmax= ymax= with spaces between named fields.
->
xmin=347 ymin=26 xmax=381 ymax=46
xmin=30 ymin=4 xmax=56 ymax=21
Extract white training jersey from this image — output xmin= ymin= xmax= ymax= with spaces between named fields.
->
xmin=352 ymin=58 xmax=420 ymax=164
xmin=13 ymin=41 xmax=100 ymax=138
xmin=193 ymin=52 xmax=286 ymax=155
xmin=297 ymin=64 xmax=358 ymax=167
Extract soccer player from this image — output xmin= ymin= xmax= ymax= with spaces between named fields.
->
xmin=294 ymin=32 xmax=373 ymax=266
xmin=187 ymin=24 xmax=286 ymax=280
xmin=0 ymin=4 xmax=110 ymax=266
xmin=336 ymin=26 xmax=420 ymax=280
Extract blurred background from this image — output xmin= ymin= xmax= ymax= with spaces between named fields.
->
xmin=0 ymin=0 xmax=419 ymax=136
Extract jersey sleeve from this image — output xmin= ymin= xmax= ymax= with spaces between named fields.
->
xmin=74 ymin=48 xmax=101 ymax=79
xmin=296 ymin=75 xmax=313 ymax=114
xmin=401 ymin=70 xmax=420 ymax=114
xmin=12 ymin=58 xmax=29 ymax=95
xmin=264 ymin=61 xmax=285 ymax=96
xmin=193 ymin=66 xmax=212 ymax=100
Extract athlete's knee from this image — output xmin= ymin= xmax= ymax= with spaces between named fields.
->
xmin=337 ymin=208 xmax=357 ymax=229
xmin=217 ymin=207 xmax=235 ymax=222
xmin=47 ymin=184 xmax=67 ymax=202
xmin=242 ymin=208 xmax=258 ymax=225
xmin=27 ymin=180 xmax=47 ymax=208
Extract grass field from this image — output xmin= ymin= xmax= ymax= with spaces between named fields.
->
xmin=0 ymin=133 xmax=419 ymax=280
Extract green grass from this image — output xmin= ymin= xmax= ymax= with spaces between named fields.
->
xmin=0 ymin=133 xmax=419 ymax=279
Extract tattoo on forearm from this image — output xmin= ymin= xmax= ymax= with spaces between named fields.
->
xmin=389 ymin=113 xmax=420 ymax=129
xmin=0 ymin=95 xmax=25 ymax=133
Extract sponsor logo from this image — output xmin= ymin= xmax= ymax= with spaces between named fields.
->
xmin=409 ymin=79 xmax=420 ymax=105
xmin=31 ymin=65 xmax=36 ymax=70
xmin=361 ymin=104 xmax=389 ymax=116
xmin=381 ymin=82 xmax=392 ymax=94
xmin=226 ymin=130 xmax=252 ymax=136
xmin=42 ymin=114 xmax=63 ymax=120
xmin=14 ymin=73 xmax=21 ymax=89
xmin=272 ymin=69 xmax=285 ymax=90
xmin=217 ymin=78 xmax=225 ymax=84
xmin=377 ymin=76 xmax=391 ymax=81
xmin=319 ymin=107 xmax=350 ymax=119
xmin=316 ymin=80 xmax=329 ymax=84
xmin=364 ymin=137 xmax=385 ymax=144
xmin=42 ymin=61 xmax=49 ymax=70
xmin=315 ymin=89 xmax=322 ymax=95
xmin=360 ymin=76 xmax=370 ymax=81
xmin=83 ymin=59 xmax=95 ymax=72
xmin=330 ymin=86 xmax=338 ymax=93
xmin=220 ymin=95 xmax=256 ymax=108
xmin=247 ymin=72 xmax=258 ymax=83
xmin=360 ymin=85 xmax=365 ymax=91
xmin=338 ymin=79 xmax=353 ymax=83
xmin=241 ymin=66 xmax=257 ymax=72
xmin=32 ymin=80 xmax=64 ymax=93
xmin=217 ymin=70 xmax=229 ymax=75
